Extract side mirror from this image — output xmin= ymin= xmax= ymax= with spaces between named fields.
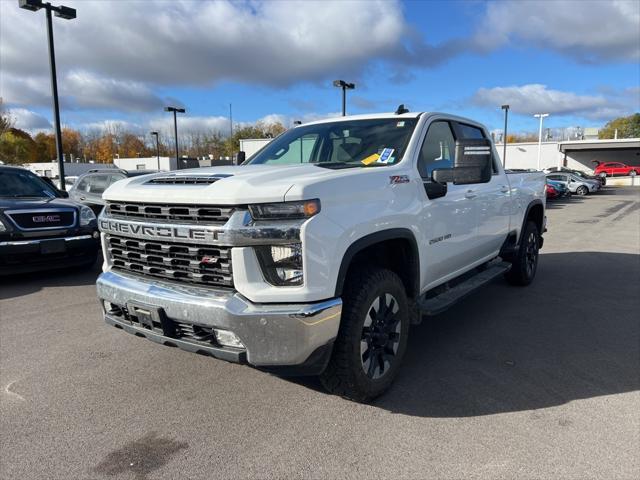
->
xmin=431 ymin=139 xmax=493 ymax=186
xmin=58 ymin=190 xmax=69 ymax=198
xmin=236 ymin=151 xmax=246 ymax=165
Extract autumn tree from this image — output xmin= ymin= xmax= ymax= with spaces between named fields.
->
xmin=120 ymin=133 xmax=149 ymax=158
xmin=0 ymin=128 xmax=38 ymax=164
xmin=599 ymin=113 xmax=640 ymax=139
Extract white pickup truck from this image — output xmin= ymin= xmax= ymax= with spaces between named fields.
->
xmin=96 ymin=111 xmax=546 ymax=401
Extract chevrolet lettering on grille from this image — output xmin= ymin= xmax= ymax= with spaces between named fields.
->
xmin=99 ymin=218 xmax=220 ymax=243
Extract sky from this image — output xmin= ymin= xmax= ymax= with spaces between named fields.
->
xmin=1 ymin=0 xmax=639 ymax=139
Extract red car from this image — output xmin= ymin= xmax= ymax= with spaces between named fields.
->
xmin=594 ymin=162 xmax=640 ymax=178
xmin=545 ymin=183 xmax=559 ymax=199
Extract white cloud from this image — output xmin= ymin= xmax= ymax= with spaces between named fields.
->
xmin=0 ymin=0 xmax=407 ymax=88
xmin=476 ymin=0 xmax=640 ymax=62
xmin=8 ymin=108 xmax=52 ymax=130
xmin=472 ymin=84 xmax=635 ymax=120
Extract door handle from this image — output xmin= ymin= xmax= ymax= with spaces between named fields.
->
xmin=465 ymin=190 xmax=477 ymax=199
xmin=79 ymin=196 xmax=86 ymax=201
xmin=500 ymin=185 xmax=510 ymax=193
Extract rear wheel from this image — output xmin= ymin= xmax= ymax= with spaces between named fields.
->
xmin=505 ymin=221 xmax=540 ymax=286
xmin=630 ymin=170 xmax=637 ymax=177
xmin=320 ymin=267 xmax=409 ymax=402
xmin=576 ymin=185 xmax=588 ymax=196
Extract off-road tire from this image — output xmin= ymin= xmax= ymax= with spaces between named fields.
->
xmin=320 ymin=267 xmax=409 ymax=402
xmin=505 ymin=221 xmax=540 ymax=286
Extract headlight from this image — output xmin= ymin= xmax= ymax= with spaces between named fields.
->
xmin=255 ymin=243 xmax=303 ymax=286
xmin=0 ymin=218 xmax=6 ymax=233
xmin=79 ymin=206 xmax=96 ymax=226
xmin=249 ymin=199 xmax=320 ymax=221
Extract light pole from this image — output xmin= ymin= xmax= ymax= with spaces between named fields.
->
xmin=333 ymin=80 xmax=355 ymax=116
xmin=150 ymin=131 xmax=160 ymax=170
xmin=165 ymin=106 xmax=185 ymax=162
xmin=501 ymin=104 xmax=509 ymax=168
xmin=533 ymin=113 xmax=549 ymax=171
xmin=19 ymin=0 xmax=76 ymax=190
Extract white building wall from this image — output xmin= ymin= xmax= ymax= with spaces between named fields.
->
xmin=495 ymin=142 xmax=562 ymax=170
xmin=113 ymin=157 xmax=172 ymax=171
xmin=240 ymin=138 xmax=272 ymax=158
xmin=24 ymin=162 xmax=117 ymax=178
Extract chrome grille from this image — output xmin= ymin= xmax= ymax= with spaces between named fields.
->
xmin=106 ymin=201 xmax=235 ymax=224
xmin=106 ymin=234 xmax=233 ymax=287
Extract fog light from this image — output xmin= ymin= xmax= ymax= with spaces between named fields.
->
xmin=214 ymin=329 xmax=244 ymax=348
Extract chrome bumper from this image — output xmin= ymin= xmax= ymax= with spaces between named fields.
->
xmin=96 ymin=270 xmax=342 ymax=367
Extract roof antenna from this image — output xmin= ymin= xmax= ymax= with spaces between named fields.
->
xmin=395 ymin=104 xmax=409 ymax=114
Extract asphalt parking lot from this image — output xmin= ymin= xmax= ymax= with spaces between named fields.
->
xmin=1 ymin=187 xmax=638 ymax=480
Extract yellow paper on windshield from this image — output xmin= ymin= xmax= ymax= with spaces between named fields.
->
xmin=361 ymin=153 xmax=380 ymax=165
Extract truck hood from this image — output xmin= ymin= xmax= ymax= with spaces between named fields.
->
xmin=103 ymin=164 xmax=373 ymax=204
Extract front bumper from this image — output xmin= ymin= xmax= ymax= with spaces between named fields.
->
xmin=0 ymin=233 xmax=99 ymax=275
xmin=96 ymin=270 xmax=342 ymax=371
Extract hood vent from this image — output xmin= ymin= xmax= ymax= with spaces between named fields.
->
xmin=146 ymin=174 xmax=232 ymax=185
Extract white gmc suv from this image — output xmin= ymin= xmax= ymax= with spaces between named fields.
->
xmin=96 ymin=111 xmax=546 ymax=401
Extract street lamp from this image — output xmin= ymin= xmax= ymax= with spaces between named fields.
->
xmin=150 ymin=131 xmax=160 ymax=170
xmin=333 ymin=80 xmax=355 ymax=116
xmin=533 ymin=113 xmax=549 ymax=171
xmin=19 ymin=0 xmax=76 ymax=190
xmin=501 ymin=104 xmax=509 ymax=168
xmin=164 ymin=106 xmax=185 ymax=162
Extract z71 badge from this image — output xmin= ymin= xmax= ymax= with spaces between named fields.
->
xmin=389 ymin=175 xmax=410 ymax=184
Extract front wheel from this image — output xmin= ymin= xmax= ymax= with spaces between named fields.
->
xmin=576 ymin=185 xmax=588 ymax=196
xmin=320 ymin=267 xmax=409 ymax=402
xmin=505 ymin=221 xmax=540 ymax=286
xmin=630 ymin=170 xmax=637 ymax=177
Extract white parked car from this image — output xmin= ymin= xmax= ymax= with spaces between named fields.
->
xmin=96 ymin=111 xmax=546 ymax=401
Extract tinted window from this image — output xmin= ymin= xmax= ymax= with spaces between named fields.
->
xmin=418 ymin=121 xmax=456 ymax=179
xmin=87 ymin=175 xmax=110 ymax=194
xmin=0 ymin=169 xmax=59 ymax=198
xmin=457 ymin=123 xmax=485 ymax=139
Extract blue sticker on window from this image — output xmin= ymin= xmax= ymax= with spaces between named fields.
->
xmin=378 ymin=148 xmax=395 ymax=164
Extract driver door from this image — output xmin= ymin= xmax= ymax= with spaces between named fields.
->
xmin=417 ymin=120 xmax=480 ymax=289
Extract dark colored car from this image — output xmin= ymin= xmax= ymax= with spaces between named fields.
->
xmin=0 ymin=166 xmax=100 ymax=275
xmin=69 ymin=169 xmax=157 ymax=215
xmin=546 ymin=179 xmax=570 ymax=197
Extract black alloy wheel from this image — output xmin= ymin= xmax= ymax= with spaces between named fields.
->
xmin=360 ymin=293 xmax=401 ymax=380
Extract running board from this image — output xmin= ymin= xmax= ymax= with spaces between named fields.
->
xmin=418 ymin=261 xmax=512 ymax=316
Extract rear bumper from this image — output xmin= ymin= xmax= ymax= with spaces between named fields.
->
xmin=96 ymin=270 xmax=342 ymax=372
xmin=0 ymin=234 xmax=99 ymax=275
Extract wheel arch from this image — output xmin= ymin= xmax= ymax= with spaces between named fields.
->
xmin=334 ymin=229 xmax=420 ymax=299
xmin=520 ymin=199 xmax=544 ymax=243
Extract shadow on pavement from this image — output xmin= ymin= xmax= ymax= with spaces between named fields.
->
xmin=545 ymin=195 xmax=585 ymax=209
xmin=0 ymin=254 xmax=102 ymax=300
xmin=293 ymin=252 xmax=640 ymax=416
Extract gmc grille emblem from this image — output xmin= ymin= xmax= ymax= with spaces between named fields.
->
xmin=32 ymin=215 xmax=61 ymax=223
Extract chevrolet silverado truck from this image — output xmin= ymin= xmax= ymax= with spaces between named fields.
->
xmin=96 ymin=111 xmax=546 ymax=401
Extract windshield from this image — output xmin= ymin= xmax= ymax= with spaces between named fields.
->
xmin=247 ymin=118 xmax=418 ymax=168
xmin=0 ymin=169 xmax=60 ymax=198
